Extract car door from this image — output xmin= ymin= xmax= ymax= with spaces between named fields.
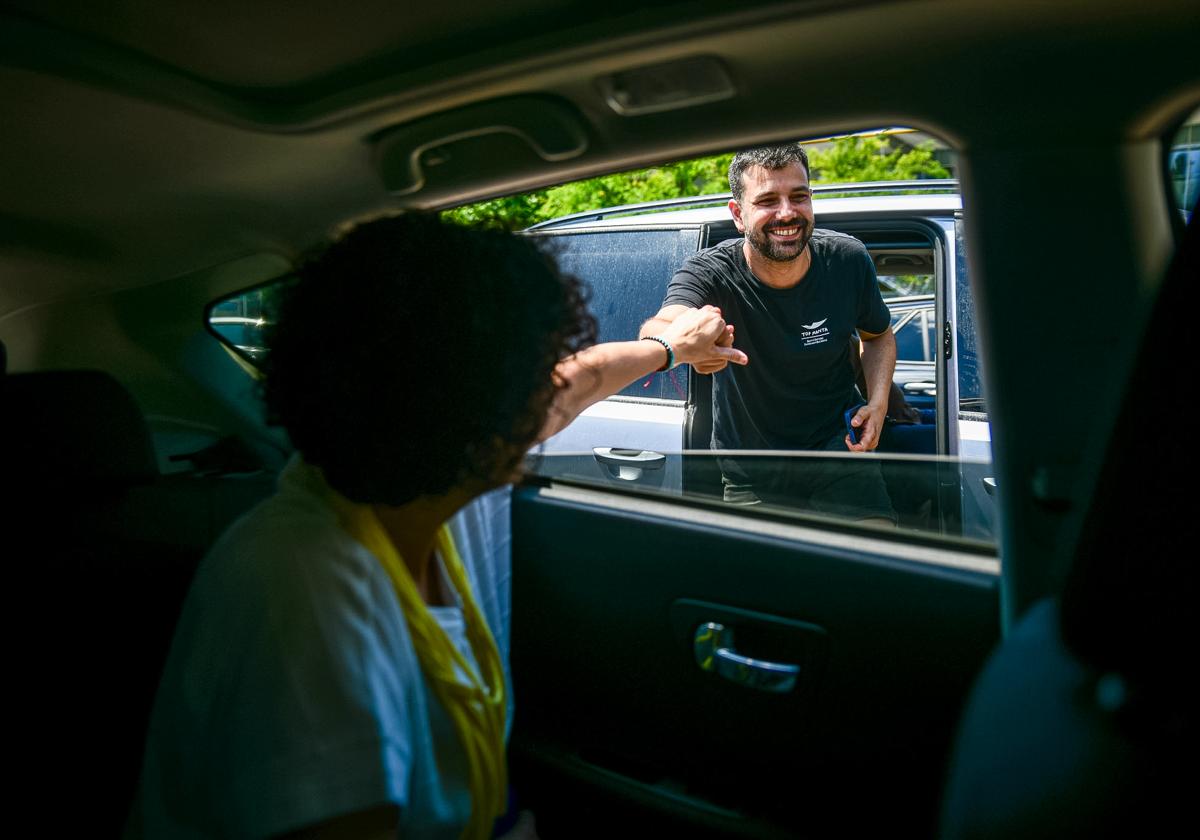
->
xmin=508 ymin=201 xmax=1003 ymax=836
xmin=509 ymin=466 xmax=999 ymax=837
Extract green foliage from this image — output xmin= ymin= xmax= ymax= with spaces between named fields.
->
xmin=441 ymin=136 xmax=949 ymax=231
xmin=439 ymin=190 xmax=550 ymax=231
xmin=440 ymin=152 xmax=733 ymax=231
xmin=807 ymin=135 xmax=949 ymax=186
xmin=880 ymin=273 xmax=935 ymax=297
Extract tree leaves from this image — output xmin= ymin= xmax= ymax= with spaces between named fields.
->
xmin=441 ymin=138 xmax=948 ymax=231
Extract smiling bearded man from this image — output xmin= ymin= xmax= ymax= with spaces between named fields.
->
xmin=640 ymin=143 xmax=899 ymax=524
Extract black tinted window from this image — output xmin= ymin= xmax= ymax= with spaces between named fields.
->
xmin=955 ymin=220 xmax=984 ymax=407
xmin=537 ymin=228 xmax=700 ymax=399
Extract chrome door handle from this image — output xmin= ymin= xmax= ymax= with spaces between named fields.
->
xmin=693 ymin=622 xmax=799 ymax=693
xmin=592 ymin=447 xmax=665 ymax=481
xmin=593 ymin=447 xmax=666 ymax=467
xmin=903 ymin=381 xmax=937 ymax=394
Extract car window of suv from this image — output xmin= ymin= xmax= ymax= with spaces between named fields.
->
xmin=534 ymin=227 xmax=702 ymax=400
xmin=892 ymin=305 xmax=936 ymax=363
xmin=955 ymin=219 xmax=985 ymax=413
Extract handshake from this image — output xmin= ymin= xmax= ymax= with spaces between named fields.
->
xmin=646 ymin=305 xmax=749 ymax=374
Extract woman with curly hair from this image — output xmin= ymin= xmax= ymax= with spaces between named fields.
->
xmin=129 ymin=213 xmax=745 ymax=840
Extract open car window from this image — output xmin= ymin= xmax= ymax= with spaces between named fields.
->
xmin=207 ymin=131 xmax=997 ymax=551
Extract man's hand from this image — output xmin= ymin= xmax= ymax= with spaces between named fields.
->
xmin=692 ymin=323 xmax=737 ymax=374
xmin=857 ymin=328 xmax=897 ymax=447
xmin=658 ymin=305 xmax=748 ymax=370
xmin=846 ymin=402 xmax=886 ymax=452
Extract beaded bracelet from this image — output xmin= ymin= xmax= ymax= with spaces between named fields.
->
xmin=642 ymin=335 xmax=675 ymax=371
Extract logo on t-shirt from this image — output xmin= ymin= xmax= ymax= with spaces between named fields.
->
xmin=800 ymin=316 xmax=830 ymax=347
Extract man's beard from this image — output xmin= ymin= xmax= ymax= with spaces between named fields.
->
xmin=745 ymin=219 xmax=811 ymax=263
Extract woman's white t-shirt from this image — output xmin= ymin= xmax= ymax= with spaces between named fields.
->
xmin=128 ymin=459 xmax=513 ymax=839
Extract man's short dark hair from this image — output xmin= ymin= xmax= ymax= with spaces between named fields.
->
xmin=728 ymin=143 xmax=810 ymax=202
xmin=263 ymin=212 xmax=596 ymax=505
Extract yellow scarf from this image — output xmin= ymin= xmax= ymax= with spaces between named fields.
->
xmin=311 ymin=465 xmax=507 ymax=839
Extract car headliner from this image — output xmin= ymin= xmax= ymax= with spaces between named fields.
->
xmin=2 ymin=0 xmax=1196 ymax=313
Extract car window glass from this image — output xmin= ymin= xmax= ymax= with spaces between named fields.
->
xmin=955 ymin=220 xmax=985 ymax=410
xmin=1168 ymin=105 xmax=1200 ymax=222
xmin=206 ymin=285 xmax=274 ymax=363
xmin=532 ymin=210 xmax=993 ymax=544
xmin=479 ymin=134 xmax=993 ymax=549
xmin=210 ymin=131 xmax=996 ymax=552
xmin=893 ymin=305 xmax=935 ymax=362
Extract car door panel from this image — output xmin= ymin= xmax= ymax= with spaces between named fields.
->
xmin=535 ymin=399 xmax=687 ymax=491
xmin=509 ymin=481 xmax=1000 ymax=836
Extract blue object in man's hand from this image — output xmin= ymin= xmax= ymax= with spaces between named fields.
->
xmin=844 ymin=403 xmax=866 ymax=445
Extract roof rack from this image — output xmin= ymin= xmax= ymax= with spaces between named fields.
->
xmin=525 ymin=179 xmax=959 ymax=230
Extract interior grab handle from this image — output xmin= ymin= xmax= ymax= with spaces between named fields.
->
xmin=693 ymin=622 xmax=799 ymax=693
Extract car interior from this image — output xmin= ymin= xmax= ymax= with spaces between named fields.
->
xmin=2 ymin=0 xmax=1195 ymax=836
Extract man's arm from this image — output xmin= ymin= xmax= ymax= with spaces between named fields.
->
xmin=638 ymin=304 xmax=690 ymax=339
xmin=846 ymin=328 xmax=897 ymax=452
xmin=849 ymin=336 xmax=921 ymax=424
xmin=539 ymin=306 xmax=748 ymax=441
xmin=640 ymin=305 xmax=736 ymax=375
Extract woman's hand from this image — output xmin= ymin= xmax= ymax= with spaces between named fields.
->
xmin=659 ymin=305 xmax=749 ymax=370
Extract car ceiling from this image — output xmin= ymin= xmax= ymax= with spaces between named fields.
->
xmin=2 ymin=0 xmax=1198 ymax=317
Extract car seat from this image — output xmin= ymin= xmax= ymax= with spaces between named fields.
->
xmin=2 ymin=369 xmax=274 ymax=834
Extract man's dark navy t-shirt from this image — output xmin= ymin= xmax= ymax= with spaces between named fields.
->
xmin=663 ymin=230 xmax=890 ymax=450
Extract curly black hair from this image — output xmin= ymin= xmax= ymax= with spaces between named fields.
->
xmin=262 ymin=212 xmax=597 ymax=505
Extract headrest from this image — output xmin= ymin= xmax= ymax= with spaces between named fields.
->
xmin=1 ymin=370 xmax=158 ymax=486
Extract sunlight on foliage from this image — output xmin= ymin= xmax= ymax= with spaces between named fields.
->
xmin=442 ymin=135 xmax=949 ymax=231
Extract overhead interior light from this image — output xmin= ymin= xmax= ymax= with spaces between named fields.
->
xmin=599 ymin=56 xmax=735 ymax=117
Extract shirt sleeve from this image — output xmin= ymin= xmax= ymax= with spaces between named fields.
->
xmin=661 ymin=254 xmax=717 ymax=309
xmin=854 ymin=246 xmax=891 ymax=336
